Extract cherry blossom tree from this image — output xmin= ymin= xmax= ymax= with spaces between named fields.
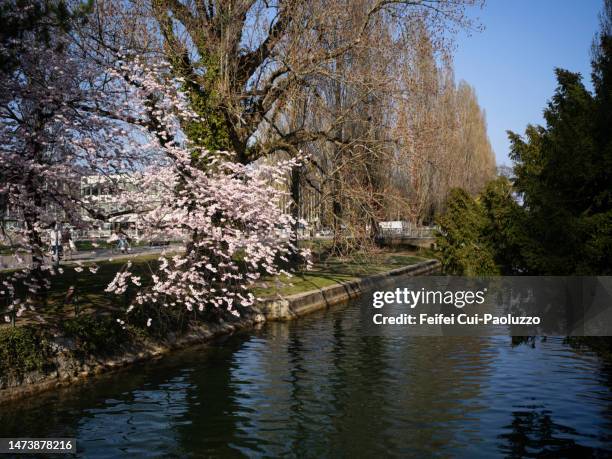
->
xmin=100 ymin=58 xmax=311 ymax=324
xmin=0 ymin=4 xmax=151 ymax=312
xmin=1 ymin=1 xmax=310 ymax=325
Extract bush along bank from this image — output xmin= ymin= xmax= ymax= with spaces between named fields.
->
xmin=0 ymin=259 xmax=440 ymax=403
xmin=0 ymin=306 xmax=265 ymax=403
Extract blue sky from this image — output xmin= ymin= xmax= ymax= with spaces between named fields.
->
xmin=454 ymin=0 xmax=602 ymax=166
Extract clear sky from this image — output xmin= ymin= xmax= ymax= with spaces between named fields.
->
xmin=454 ymin=0 xmax=602 ymax=166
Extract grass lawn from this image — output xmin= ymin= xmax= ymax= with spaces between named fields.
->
xmin=0 ymin=253 xmax=162 ymax=327
xmin=1 ymin=247 xmax=426 ymax=326
xmin=253 ymin=251 xmax=424 ymax=297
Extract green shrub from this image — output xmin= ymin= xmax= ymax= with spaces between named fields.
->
xmin=0 ymin=326 xmax=53 ymax=378
xmin=435 ymin=188 xmax=499 ymax=275
xmin=125 ymin=302 xmax=191 ymax=339
xmin=62 ymin=314 xmax=128 ymax=357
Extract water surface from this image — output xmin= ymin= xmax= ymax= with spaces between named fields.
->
xmin=1 ymin=289 xmax=612 ymax=457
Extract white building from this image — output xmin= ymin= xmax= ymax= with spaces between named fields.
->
xmin=78 ymin=174 xmax=142 ymax=240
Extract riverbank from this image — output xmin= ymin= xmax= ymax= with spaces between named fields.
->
xmin=1 ymin=247 xmax=423 ymax=326
xmin=0 ymin=257 xmax=440 ymax=404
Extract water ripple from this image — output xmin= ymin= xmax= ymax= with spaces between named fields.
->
xmin=1 ymin=289 xmax=612 ymax=457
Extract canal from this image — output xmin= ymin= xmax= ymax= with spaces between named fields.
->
xmin=1 ymin=289 xmax=612 ymax=457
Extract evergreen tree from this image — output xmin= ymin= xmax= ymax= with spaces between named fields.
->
xmin=479 ymin=177 xmax=527 ymax=274
xmin=436 ymin=0 xmax=612 ymax=276
xmin=585 ymin=0 xmax=612 ymax=274
xmin=506 ymin=6 xmax=612 ymax=274
xmin=508 ymin=69 xmax=597 ymax=274
xmin=435 ymin=188 xmax=499 ymax=275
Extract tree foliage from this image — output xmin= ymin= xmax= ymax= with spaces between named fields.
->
xmin=0 ymin=1 xmax=310 ymax=325
xmin=437 ymin=0 xmax=612 ymax=275
xmin=435 ymin=187 xmax=498 ymax=275
xmin=0 ymin=0 xmax=92 ymax=71
xmin=479 ymin=178 xmax=526 ymax=274
xmin=107 ymin=0 xmax=493 ymax=254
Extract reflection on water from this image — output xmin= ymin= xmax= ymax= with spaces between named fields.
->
xmin=1 ymin=290 xmax=612 ymax=458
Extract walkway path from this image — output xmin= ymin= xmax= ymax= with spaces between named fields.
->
xmin=0 ymin=245 xmax=183 ymax=272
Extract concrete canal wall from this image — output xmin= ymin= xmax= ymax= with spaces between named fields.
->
xmin=260 ymin=259 xmax=440 ymax=320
